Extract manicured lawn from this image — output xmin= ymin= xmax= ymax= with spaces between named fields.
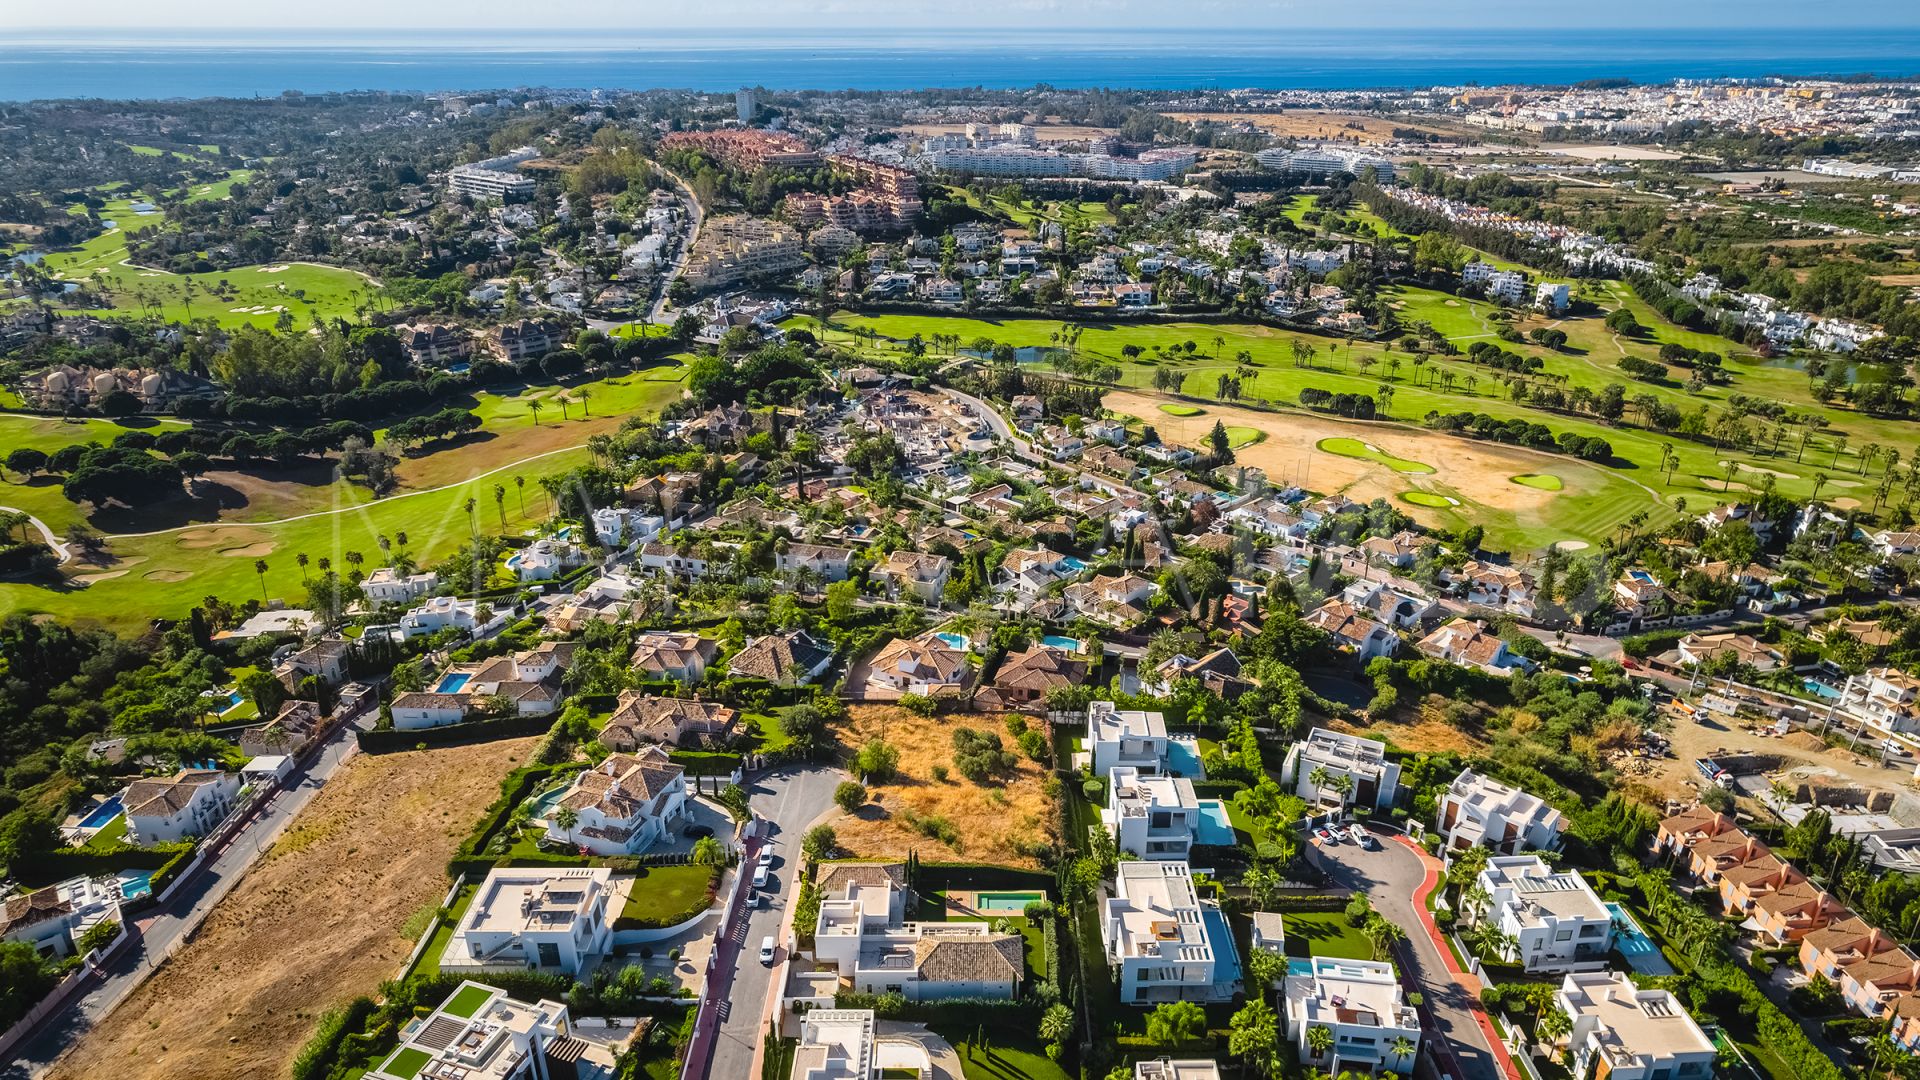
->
xmin=745 ymin=710 xmax=793 ymax=753
xmin=1281 ymin=911 xmax=1374 ymax=961
xmin=1399 ymin=490 xmax=1459 ymax=509
xmin=82 ymin=815 xmax=128 ymax=850
xmin=620 ymin=864 xmax=720 ymax=925
xmin=379 ymin=1046 xmax=432 ymax=1079
xmin=1317 ymin=437 xmax=1434 ymax=474
xmin=1510 ymin=473 xmax=1564 ymax=491
xmin=441 ymin=983 xmax=494 ymax=1018
xmin=1159 ymin=403 xmax=1204 ymax=417
xmin=1223 ymin=425 xmax=1265 ymax=448
xmin=944 ymin=1032 xmax=1072 ymax=1080
xmin=410 ymin=883 xmax=477 ymax=978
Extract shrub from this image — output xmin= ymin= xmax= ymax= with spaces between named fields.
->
xmin=854 ymin=738 xmax=900 ymax=782
xmin=951 ymin=727 xmax=1018 ymax=782
xmin=834 ymin=781 xmax=867 ymax=813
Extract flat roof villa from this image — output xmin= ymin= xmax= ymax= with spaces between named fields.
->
xmin=442 ymin=868 xmax=616 ymax=976
xmin=1282 ymin=956 xmax=1421 ymax=1075
xmin=1104 ymin=766 xmax=1201 ymax=862
xmin=790 ymin=1008 xmax=875 ymax=1080
xmin=1280 ymin=728 xmax=1399 ymax=811
xmin=1476 ymin=856 xmax=1612 ymax=973
xmin=1555 ymin=971 xmax=1716 ymax=1080
xmin=1086 ymin=700 xmax=1203 ymax=778
xmin=1438 ymin=769 xmax=1565 ymax=856
xmin=1134 ymin=1061 xmax=1223 ymax=1080
xmin=367 ymin=979 xmax=614 ymax=1080
xmin=1103 ymin=860 xmax=1237 ymax=1004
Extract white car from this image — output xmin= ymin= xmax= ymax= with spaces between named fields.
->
xmin=1348 ymin=825 xmax=1376 ymax=849
xmin=752 ymin=865 xmax=771 ymax=889
xmin=758 ymin=936 xmax=776 ymax=965
xmin=1326 ymin=825 xmax=1349 ymax=844
xmin=757 ymin=846 xmax=775 ymax=867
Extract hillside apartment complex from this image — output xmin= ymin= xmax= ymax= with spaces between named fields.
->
xmin=684 ymin=216 xmax=805 ymax=291
xmin=448 ymin=147 xmax=539 ymax=200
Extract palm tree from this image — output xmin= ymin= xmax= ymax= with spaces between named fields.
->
xmin=514 ymin=475 xmax=526 ymax=517
xmin=395 ymin=530 xmax=408 ymax=551
xmin=576 ymin=387 xmax=591 ymax=417
xmin=1535 ymin=1006 xmax=1571 ymax=1049
xmin=1305 ymin=1023 xmax=1335 ymax=1064
xmin=464 ymin=497 xmax=479 ymax=537
xmin=1389 ymin=1035 xmax=1418 ymax=1067
xmin=691 ymin=835 xmax=723 ymax=866
xmin=551 ymin=806 xmax=578 ymax=842
xmin=1812 ymin=472 xmax=1831 ymax=503
xmin=528 ymin=399 xmax=544 ymax=426
xmin=493 ymin=483 xmax=508 ymax=532
xmin=1362 ymin=912 xmax=1407 ymax=960
xmin=253 ymin=559 xmax=270 ymax=601
xmin=296 ymin=552 xmax=310 ymax=582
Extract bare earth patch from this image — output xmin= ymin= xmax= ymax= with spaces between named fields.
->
xmin=831 ymin=705 xmax=1057 ymax=870
xmin=217 ymin=542 xmax=277 ymax=558
xmin=43 ymin=737 xmax=538 ymax=1080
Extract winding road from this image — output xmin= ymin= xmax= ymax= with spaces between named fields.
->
xmin=0 ymin=506 xmax=70 ymax=562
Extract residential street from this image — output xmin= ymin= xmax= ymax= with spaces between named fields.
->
xmin=3 ymin=711 xmax=373 ymax=1080
xmin=700 ymin=764 xmax=843 ymax=1080
xmin=1307 ymin=834 xmax=1507 ymax=1080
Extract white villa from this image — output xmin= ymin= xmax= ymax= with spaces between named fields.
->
xmin=1086 ymin=701 xmax=1204 ymax=778
xmin=511 ymin=538 xmax=589 ymax=582
xmin=1104 ymin=767 xmax=1200 ymax=861
xmin=1282 ymin=957 xmax=1421 ymax=1075
xmin=546 ymin=748 xmax=689 ymax=856
xmin=360 ymin=567 xmax=439 ymax=604
xmin=442 ymin=867 xmax=617 ymax=975
xmin=1555 ymin=971 xmax=1717 ymax=1080
xmin=1280 ymin=728 xmax=1400 ymax=812
xmin=366 ymin=980 xmax=615 ymax=1080
xmin=812 ymin=863 xmax=1024 ymax=1000
xmin=123 ymin=768 xmax=241 ymax=844
xmin=400 ymin=595 xmax=504 ymax=640
xmin=0 ymin=874 xmax=122 ymax=958
xmin=1437 ymin=769 xmax=1565 ymax=856
xmin=1103 ymin=860 xmax=1235 ymax=1004
xmin=790 ymin=1009 xmax=876 ymax=1080
xmin=1474 ymin=856 xmax=1612 ymax=973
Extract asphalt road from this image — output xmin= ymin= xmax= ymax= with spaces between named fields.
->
xmin=1307 ymin=835 xmax=1503 ymax=1080
xmin=701 ymin=764 xmax=843 ymax=1080
xmin=4 ymin=710 xmax=373 ymax=1080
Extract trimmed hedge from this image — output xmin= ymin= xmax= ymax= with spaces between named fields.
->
xmin=446 ymin=761 xmax=580 ymax=877
xmin=357 ymin=711 xmax=557 ymax=752
xmin=670 ymin=749 xmax=743 ymax=776
xmin=290 ymin=996 xmax=377 ymax=1080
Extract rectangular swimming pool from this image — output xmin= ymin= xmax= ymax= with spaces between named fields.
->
xmin=1194 ymin=800 xmax=1237 ymax=846
xmin=1606 ymin=901 xmax=1676 ymax=976
xmin=79 ymin=797 xmax=124 ymax=829
xmin=434 ymin=672 xmax=472 ymax=694
xmin=973 ymin=891 xmax=1045 ymax=912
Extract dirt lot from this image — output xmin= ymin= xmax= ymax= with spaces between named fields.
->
xmin=830 ymin=706 xmax=1057 ymax=869
xmin=1647 ymin=709 xmax=1915 ymax=804
xmin=44 ymin=737 xmax=538 ymax=1080
xmin=1160 ymin=110 xmax=1461 ymax=143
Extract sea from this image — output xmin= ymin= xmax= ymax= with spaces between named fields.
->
xmin=4 ymin=28 xmax=1920 ymax=102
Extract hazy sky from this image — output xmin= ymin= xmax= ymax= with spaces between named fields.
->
xmin=6 ymin=0 xmax=1920 ymax=31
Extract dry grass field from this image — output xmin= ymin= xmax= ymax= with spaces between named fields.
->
xmin=831 ymin=705 xmax=1058 ymax=869
xmin=43 ymin=738 xmax=538 ymax=1080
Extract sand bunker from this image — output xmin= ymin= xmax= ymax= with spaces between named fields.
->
xmin=144 ymin=569 xmax=194 ymax=582
xmin=258 ymin=264 xmax=291 ymax=273
xmin=218 ymin=542 xmax=277 ymax=558
xmin=1553 ymin=540 xmax=1591 ymax=551
xmin=1724 ymin=461 xmax=1798 ymax=480
xmin=73 ymin=569 xmax=129 ymax=585
xmin=177 ymin=526 xmax=270 ymax=550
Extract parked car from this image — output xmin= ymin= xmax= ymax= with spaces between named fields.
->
xmin=753 ymin=865 xmax=771 ymax=889
xmin=757 ymin=846 xmax=775 ymax=867
xmin=1314 ymin=827 xmax=1335 ymax=845
xmin=1327 ymin=825 xmax=1349 ymax=843
xmin=759 ymin=936 xmax=776 ymax=965
xmin=1349 ymin=825 xmax=1376 ymax=849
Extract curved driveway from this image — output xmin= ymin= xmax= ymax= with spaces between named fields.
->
xmin=1306 ymin=833 xmax=1506 ymax=1080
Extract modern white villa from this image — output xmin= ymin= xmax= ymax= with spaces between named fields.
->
xmin=442 ymin=867 xmax=617 ymax=975
xmin=1473 ymin=856 xmax=1613 ymax=973
xmin=1279 ymin=728 xmax=1400 ymax=812
xmin=1555 ymin=971 xmax=1717 ymax=1080
xmin=1104 ymin=767 xmax=1200 ymax=861
xmin=1282 ymin=957 xmax=1422 ymax=1075
xmin=811 ymin=863 xmax=1024 ymax=1000
xmin=366 ymin=980 xmax=615 ymax=1080
xmin=1437 ymin=769 xmax=1566 ymax=856
xmin=1102 ymin=860 xmax=1236 ymax=1004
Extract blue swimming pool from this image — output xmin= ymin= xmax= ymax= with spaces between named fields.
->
xmin=934 ymin=632 xmax=970 ymax=650
xmin=1164 ymin=737 xmax=1207 ymax=778
xmin=1203 ymin=906 xmax=1241 ymax=995
xmin=435 ymin=673 xmax=472 ymax=694
xmin=117 ymin=868 xmax=154 ymax=900
xmin=79 ymin=797 xmax=123 ymax=829
xmin=1041 ymin=634 xmax=1084 ymax=653
xmin=1607 ymin=902 xmax=1675 ymax=976
xmin=1288 ymin=958 xmax=1316 ymax=978
xmin=1195 ymin=800 xmax=1236 ymax=845
xmin=1804 ymin=679 xmax=1842 ymax=701
xmin=1059 ymin=556 xmax=1087 ymax=572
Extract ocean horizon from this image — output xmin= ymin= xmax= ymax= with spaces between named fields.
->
xmin=4 ymin=27 xmax=1920 ymax=102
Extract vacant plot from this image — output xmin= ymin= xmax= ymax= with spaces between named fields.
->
xmin=1161 ymin=110 xmax=1460 ymax=144
xmin=831 ymin=706 xmax=1057 ymax=870
xmin=43 ymin=737 xmax=537 ymax=1080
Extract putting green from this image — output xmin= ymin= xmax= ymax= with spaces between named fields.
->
xmin=1224 ymin=425 xmax=1266 ymax=449
xmin=1510 ymin=474 xmax=1564 ymax=491
xmin=1399 ymin=491 xmax=1460 ymax=509
xmin=1317 ymin=437 xmax=1435 ymax=474
xmin=1159 ymin=403 xmax=1205 ymax=417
